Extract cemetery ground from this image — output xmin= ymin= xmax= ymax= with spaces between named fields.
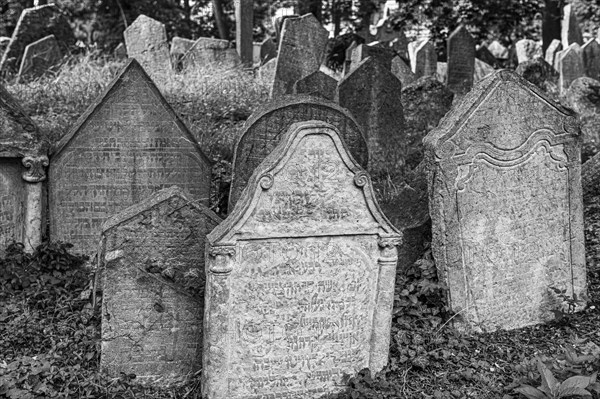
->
xmin=0 ymin=54 xmax=599 ymax=399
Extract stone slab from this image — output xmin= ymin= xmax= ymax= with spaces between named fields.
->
xmin=545 ymin=39 xmax=562 ymax=70
xmin=474 ymin=59 xmax=495 ymax=83
xmin=562 ymin=4 xmax=583 ymax=49
xmin=181 ymin=37 xmax=240 ymax=70
xmin=515 ymin=39 xmax=542 ymax=64
xmin=292 ymin=70 xmax=337 ymax=101
xmin=124 ymin=15 xmax=172 ymax=78
xmin=447 ymin=25 xmax=475 ymax=95
xmin=391 ymin=56 xmax=416 ymax=87
xmin=566 ymin=77 xmax=600 ymax=144
xmin=559 ymin=43 xmax=584 ymax=95
xmin=259 ymin=37 xmax=277 ymax=65
xmin=413 ymin=40 xmax=437 ymax=78
xmin=0 ymin=158 xmax=26 ymax=253
xmin=235 ymin=0 xmax=253 ymax=66
xmin=350 ymin=43 xmax=394 ymax=71
xmin=17 ymin=34 xmax=62 ymax=82
xmin=582 ymin=39 xmax=600 ymax=81
xmin=114 ymin=42 xmax=127 ymax=59
xmin=487 ymin=40 xmax=508 ymax=59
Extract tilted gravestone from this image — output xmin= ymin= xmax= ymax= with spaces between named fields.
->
xmin=292 ymin=70 xmax=337 ymax=101
xmin=181 ymin=37 xmax=240 ymax=70
xmin=49 ymin=59 xmax=211 ymax=257
xmin=566 ymin=77 xmax=600 ymax=144
xmin=170 ymin=37 xmax=194 ymax=70
xmin=582 ymin=39 xmax=600 ymax=81
xmin=447 ymin=25 xmax=475 ymax=95
xmin=0 ymin=83 xmax=48 ymax=254
xmin=100 ymin=186 xmax=221 ymax=386
xmin=350 ymin=43 xmax=394 ymax=71
xmin=474 ymin=58 xmax=495 ymax=83
xmin=413 ymin=40 xmax=437 ymax=78
xmin=258 ymin=37 xmax=277 ymax=65
xmin=203 ymin=121 xmax=401 ymax=399
xmin=338 ymin=57 xmax=406 ymax=172
xmin=545 ymin=39 xmax=562 ymax=70
xmin=487 ymin=40 xmax=508 ymax=60
xmin=17 ymin=34 xmax=62 ymax=82
xmin=114 ymin=42 xmax=127 ymax=59
xmin=343 ymin=41 xmax=357 ymax=76
xmin=561 ymin=4 xmax=583 ymax=49
xmin=515 ymin=39 xmax=542 ymax=64
xmin=424 ymin=70 xmax=586 ymax=332
xmin=392 ymin=56 xmax=416 ymax=87
xmin=0 ymin=4 xmax=74 ymax=75
xmin=475 ymin=44 xmax=498 ymax=68
xmin=558 ymin=43 xmax=584 ymax=95
xmin=229 ymin=95 xmax=368 ymax=211
xmin=124 ymin=15 xmax=171 ymax=78
xmin=271 ymin=14 xmax=329 ymax=98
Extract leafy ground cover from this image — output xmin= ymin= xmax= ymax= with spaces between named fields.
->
xmin=1 ymin=54 xmax=599 ymax=399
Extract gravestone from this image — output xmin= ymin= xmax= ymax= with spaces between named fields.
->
xmin=436 ymin=62 xmax=447 ymax=84
xmin=474 ymin=59 xmax=495 ymax=83
xmin=558 ymin=43 xmax=584 ymax=95
xmin=181 ymin=37 xmax=240 ymax=70
xmin=515 ymin=39 xmax=542 ymax=64
xmin=350 ymin=43 xmax=394 ymax=70
xmin=258 ymin=57 xmax=277 ymax=86
xmin=475 ymin=44 xmax=498 ymax=68
xmin=545 ymin=39 xmax=562 ymax=69
xmin=582 ymin=39 xmax=600 ymax=81
xmin=562 ymin=4 xmax=583 ymax=49
xmin=392 ymin=56 xmax=416 ymax=87
xmin=124 ymin=15 xmax=171 ymax=78
xmin=0 ymin=37 xmax=10 ymax=58
xmin=203 ymin=121 xmax=401 ymax=399
xmin=0 ymin=4 xmax=74 ymax=74
xmin=271 ymin=14 xmax=329 ymax=98
xmin=114 ymin=42 xmax=127 ymax=59
xmin=292 ymin=70 xmax=337 ymax=101
xmin=17 ymin=34 xmax=62 ymax=82
xmin=49 ymin=59 xmax=211 ymax=257
xmin=229 ymin=95 xmax=368 ymax=210
xmin=515 ymin=58 xmax=559 ymax=97
xmin=338 ymin=57 xmax=405 ymax=172
xmin=343 ymin=41 xmax=357 ymax=75
xmin=235 ymin=0 xmax=253 ymax=66
xmin=100 ymin=186 xmax=221 ymax=386
xmin=259 ymin=37 xmax=277 ymax=65
xmin=487 ymin=40 xmax=508 ymax=60
xmin=170 ymin=37 xmax=194 ymax=70
xmin=566 ymin=77 xmax=600 ymax=144
xmin=413 ymin=40 xmax=437 ymax=78
xmin=389 ymin=32 xmax=409 ymax=61
xmin=424 ymin=70 xmax=586 ymax=332
xmin=447 ymin=25 xmax=475 ymax=95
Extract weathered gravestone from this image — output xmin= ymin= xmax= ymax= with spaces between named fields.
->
xmin=424 ymin=70 xmax=586 ymax=332
xmin=413 ymin=40 xmax=437 ymax=78
xmin=515 ymin=39 xmax=542 ymax=64
xmin=114 ymin=42 xmax=127 ymax=59
xmin=392 ymin=55 xmax=416 ymax=87
xmin=515 ymin=57 xmax=559 ymax=98
xmin=124 ymin=15 xmax=171 ymax=78
xmin=17 ymin=34 xmax=62 ymax=82
xmin=558 ymin=43 xmax=584 ymax=95
xmin=436 ymin=62 xmax=448 ymax=84
xmin=350 ymin=43 xmax=394 ymax=71
xmin=271 ymin=14 xmax=329 ymax=98
xmin=582 ymin=39 xmax=600 ymax=81
xmin=170 ymin=37 xmax=194 ymax=70
xmin=342 ymin=41 xmax=357 ymax=76
xmin=203 ymin=121 xmax=402 ymax=399
xmin=229 ymin=95 xmax=368 ymax=210
xmin=338 ymin=57 xmax=405 ymax=172
xmin=447 ymin=25 xmax=475 ymax=95
xmin=100 ymin=186 xmax=221 ymax=386
xmin=0 ymin=4 xmax=74 ymax=75
xmin=292 ymin=70 xmax=337 ymax=101
xmin=49 ymin=59 xmax=211 ymax=256
xmin=258 ymin=37 xmax=277 ymax=65
xmin=562 ymin=4 xmax=583 ymax=49
xmin=258 ymin=57 xmax=277 ymax=86
xmin=487 ymin=40 xmax=508 ymax=60
xmin=182 ymin=37 xmax=240 ymax=70
xmin=0 ymin=83 xmax=48 ymax=254
xmin=474 ymin=59 xmax=495 ymax=83
xmin=566 ymin=77 xmax=600 ymax=144
xmin=475 ymin=44 xmax=498 ymax=68
xmin=545 ymin=39 xmax=562 ymax=70
xmin=235 ymin=0 xmax=253 ymax=66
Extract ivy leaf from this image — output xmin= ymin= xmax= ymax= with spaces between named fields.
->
xmin=537 ymin=358 xmax=559 ymax=396
xmin=556 ymin=387 xmax=592 ymax=398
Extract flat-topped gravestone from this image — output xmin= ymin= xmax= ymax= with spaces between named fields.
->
xmin=49 ymin=59 xmax=211 ymax=257
xmin=392 ymin=56 xmax=416 ymax=87
xmin=0 ymin=4 xmax=74 ymax=75
xmin=17 ymin=34 xmax=62 ymax=82
xmin=545 ymin=39 xmax=562 ymax=70
xmin=559 ymin=43 xmax=584 ymax=95
xmin=181 ymin=37 xmax=240 ymax=70
xmin=350 ymin=43 xmax=394 ymax=71
xmin=562 ymin=4 xmax=583 ymax=49
xmin=582 ymin=39 xmax=600 ymax=81
xmin=124 ymin=15 xmax=171 ymax=78
xmin=271 ymin=14 xmax=329 ymax=98
xmin=292 ymin=70 xmax=337 ymax=100
xmin=515 ymin=39 xmax=542 ymax=64
xmin=229 ymin=95 xmax=368 ymax=210
xmin=447 ymin=25 xmax=475 ymax=95
xmin=338 ymin=57 xmax=406 ymax=171
xmin=424 ymin=70 xmax=586 ymax=332
xmin=413 ymin=40 xmax=437 ymax=78
xmin=203 ymin=121 xmax=401 ymax=399
xmin=235 ymin=0 xmax=253 ymax=66
xmin=100 ymin=186 xmax=221 ymax=386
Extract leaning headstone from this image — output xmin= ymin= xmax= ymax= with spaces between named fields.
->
xmin=424 ymin=70 xmax=586 ymax=332
xmin=49 ymin=59 xmax=211 ymax=257
xmin=259 ymin=36 xmax=277 ymax=65
xmin=235 ymin=0 xmax=253 ymax=66
xmin=338 ymin=57 xmax=405 ymax=171
xmin=447 ymin=25 xmax=475 ymax=95
xmin=582 ymin=39 xmax=600 ymax=81
xmin=182 ymin=37 xmax=240 ymax=70
xmin=545 ymin=39 xmax=562 ymax=69
xmin=124 ymin=15 xmax=171 ymax=78
xmin=170 ymin=37 xmax=194 ymax=70
xmin=114 ymin=42 xmax=127 ymax=59
xmin=17 ymin=34 xmax=62 ymax=82
xmin=413 ymin=40 xmax=437 ymax=78
xmin=487 ymin=40 xmax=508 ymax=59
xmin=292 ymin=70 xmax=337 ymax=100
xmin=475 ymin=44 xmax=498 ymax=68
xmin=558 ymin=43 xmax=584 ymax=95
xmin=203 ymin=121 xmax=401 ymax=399
xmin=229 ymin=95 xmax=368 ymax=210
xmin=258 ymin=57 xmax=277 ymax=86
xmin=566 ymin=77 xmax=600 ymax=144
xmin=350 ymin=43 xmax=394 ymax=70
xmin=100 ymin=186 xmax=221 ymax=386
xmin=391 ymin=55 xmax=416 ymax=87
xmin=0 ymin=4 xmax=74 ymax=74
xmin=561 ymin=4 xmax=583 ymax=49
xmin=343 ymin=41 xmax=357 ymax=75
xmin=474 ymin=58 xmax=495 ymax=83
xmin=515 ymin=39 xmax=542 ymax=64
xmin=271 ymin=14 xmax=329 ymax=98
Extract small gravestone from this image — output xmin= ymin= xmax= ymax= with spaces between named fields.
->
xmin=558 ymin=43 xmax=584 ymax=95
xmin=17 ymin=34 xmax=62 ymax=82
xmin=235 ymin=0 xmax=253 ymax=66
xmin=566 ymin=77 xmax=600 ymax=144
xmin=562 ymin=4 xmax=583 ymax=49
xmin=515 ymin=58 xmax=559 ymax=97
xmin=447 ymin=25 xmax=475 ymax=95
xmin=343 ymin=41 xmax=357 ymax=75
xmin=545 ymin=39 xmax=562 ymax=70
xmin=436 ymin=62 xmax=447 ymax=84
xmin=582 ymin=39 xmax=600 ymax=81
xmin=474 ymin=58 xmax=495 ymax=83
xmin=258 ymin=57 xmax=277 ymax=86
xmin=338 ymin=57 xmax=405 ymax=171
xmin=515 ymin=39 xmax=542 ymax=64
xmin=475 ymin=44 xmax=498 ymax=68
xmin=124 ymin=15 xmax=171 ymax=78
xmin=170 ymin=37 xmax=194 ymax=70
xmin=413 ymin=40 xmax=437 ymax=78
xmin=203 ymin=121 xmax=401 ymax=399
xmin=181 ymin=37 xmax=240 ymax=70
xmin=49 ymin=59 xmax=211 ymax=257
xmin=271 ymin=14 xmax=329 ymax=98
xmin=392 ymin=56 xmax=416 ymax=87
xmin=292 ymin=70 xmax=337 ymax=100
xmin=229 ymin=95 xmax=368 ymax=210
xmin=350 ymin=43 xmax=394 ymax=70
xmin=487 ymin=40 xmax=508 ymax=59
xmin=424 ymin=70 xmax=586 ymax=332
xmin=100 ymin=186 xmax=221 ymax=386
xmin=259 ymin=37 xmax=277 ymax=65
xmin=0 ymin=4 xmax=74 ymax=74
xmin=114 ymin=42 xmax=127 ymax=59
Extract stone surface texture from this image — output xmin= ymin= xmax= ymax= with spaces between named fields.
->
xmin=566 ymin=77 xmax=600 ymax=144
xmin=271 ymin=14 xmax=329 ymax=98
xmin=258 ymin=57 xmax=277 ymax=86
xmin=582 ymin=39 xmax=600 ymax=81
xmin=391 ymin=56 xmax=416 ymax=87
xmin=114 ymin=42 xmax=127 ymax=59
xmin=561 ymin=4 xmax=583 ymax=49
xmin=424 ymin=70 xmax=586 ymax=332
xmin=475 ymin=45 xmax=498 ymax=68
xmin=100 ymin=186 xmax=221 ymax=386
xmin=559 ymin=43 xmax=584 ymax=95
xmin=292 ymin=70 xmax=337 ymax=100
xmin=181 ymin=37 xmax=240 ymax=70
xmin=446 ymin=25 xmax=475 ymax=95
xmin=413 ymin=40 xmax=437 ymax=78
xmin=487 ymin=40 xmax=508 ymax=59
xmin=49 ymin=59 xmax=211 ymax=257
xmin=0 ymin=4 xmax=74 ymax=74
xmin=17 ymin=34 xmax=62 ymax=82
xmin=515 ymin=39 xmax=542 ymax=64
xmin=545 ymin=39 xmax=562 ymax=69
xmin=474 ymin=59 xmax=495 ymax=83
xmin=350 ymin=43 xmax=394 ymax=71
xmin=515 ymin=58 xmax=559 ymax=98
xmin=235 ymin=0 xmax=253 ymax=66
xmin=203 ymin=121 xmax=401 ymax=399
xmin=124 ymin=15 xmax=171 ymax=78
xmin=0 ymin=37 xmax=10 ymax=59
xmin=229 ymin=95 xmax=368 ymax=210
xmin=259 ymin=37 xmax=277 ymax=65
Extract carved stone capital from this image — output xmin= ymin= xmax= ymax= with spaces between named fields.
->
xmin=22 ymin=155 xmax=49 ymax=183
xmin=208 ymin=245 xmax=236 ymax=274
xmin=378 ymin=236 xmax=400 ymax=263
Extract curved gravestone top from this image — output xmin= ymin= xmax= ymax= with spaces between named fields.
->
xmin=229 ymin=95 xmax=368 ymax=211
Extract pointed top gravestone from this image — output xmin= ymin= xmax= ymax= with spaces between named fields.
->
xmin=292 ymin=70 xmax=337 ymax=100
xmin=562 ymin=4 xmax=583 ymax=49
xmin=475 ymin=44 xmax=498 ymax=68
xmin=559 ymin=43 xmax=584 ymax=95
xmin=350 ymin=43 xmax=394 ymax=71
xmin=392 ymin=56 xmax=416 ymax=87
xmin=582 ymin=39 xmax=600 ymax=81
xmin=17 ymin=34 xmax=62 ymax=82
xmin=487 ymin=40 xmax=508 ymax=59
xmin=474 ymin=58 xmax=495 ymax=83
xmin=49 ymin=59 xmax=212 ymax=257
xmin=424 ymin=70 xmax=585 ymax=332
xmin=203 ymin=121 xmax=401 ymax=399
xmin=515 ymin=39 xmax=542 ymax=64
xmin=271 ymin=14 xmax=329 ymax=98
xmin=229 ymin=95 xmax=368 ymax=210
xmin=545 ymin=39 xmax=562 ymax=69
xmin=124 ymin=15 xmax=171 ymax=78
xmin=414 ymin=40 xmax=437 ymax=78
xmin=447 ymin=25 xmax=475 ymax=95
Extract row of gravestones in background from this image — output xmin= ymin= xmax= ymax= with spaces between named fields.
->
xmin=0 ymin=57 xmax=587 ymax=398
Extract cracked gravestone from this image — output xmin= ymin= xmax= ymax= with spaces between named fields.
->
xmin=124 ymin=15 xmax=171 ymax=79
xmin=17 ymin=34 xmax=62 ymax=82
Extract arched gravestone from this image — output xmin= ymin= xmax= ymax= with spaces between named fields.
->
xmin=49 ymin=59 xmax=211 ymax=256
xmin=229 ymin=95 xmax=368 ymax=211
xmin=203 ymin=121 xmax=401 ymax=399
xmin=100 ymin=186 xmax=221 ymax=386
xmin=424 ymin=70 xmax=586 ymax=332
